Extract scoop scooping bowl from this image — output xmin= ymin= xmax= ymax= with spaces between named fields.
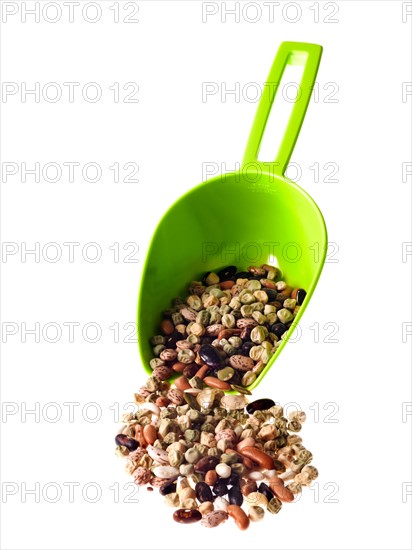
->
xmin=137 ymin=42 xmax=327 ymax=391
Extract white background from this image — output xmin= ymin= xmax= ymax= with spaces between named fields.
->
xmin=1 ymin=1 xmax=411 ymax=549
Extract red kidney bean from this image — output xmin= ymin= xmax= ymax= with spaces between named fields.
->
xmin=172 ymin=362 xmax=186 ymax=373
xmin=173 ymin=509 xmax=202 ymax=524
xmin=142 ymin=425 xmax=157 ymax=445
xmin=174 ymin=376 xmax=191 ymax=391
xmin=205 ymin=470 xmax=218 ymax=486
xmin=269 ymin=478 xmax=294 ymax=503
xmin=195 ymin=364 xmax=210 ymax=379
xmin=238 ymin=447 xmax=274 ymax=470
xmin=203 ymin=376 xmax=231 ymax=390
xmin=194 ymin=456 xmax=219 ymax=473
xmin=160 ymin=319 xmax=174 ymax=335
xmin=226 ymin=505 xmax=250 ymax=530
xmin=115 ymin=434 xmax=138 ymax=451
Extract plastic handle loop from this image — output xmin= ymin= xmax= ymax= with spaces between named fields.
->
xmin=242 ymin=42 xmax=323 ymax=176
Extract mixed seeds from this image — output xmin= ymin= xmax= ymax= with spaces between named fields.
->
xmin=115 ymin=264 xmax=316 ymax=527
xmin=115 ymin=373 xmax=318 ymax=529
xmin=149 ymin=264 xmax=306 ymax=391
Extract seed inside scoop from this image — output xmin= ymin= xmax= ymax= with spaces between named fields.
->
xmin=149 ymin=264 xmax=306 ymax=392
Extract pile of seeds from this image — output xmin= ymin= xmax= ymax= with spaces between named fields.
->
xmin=115 ymin=375 xmax=318 ymax=529
xmin=149 ymin=264 xmax=306 ymax=392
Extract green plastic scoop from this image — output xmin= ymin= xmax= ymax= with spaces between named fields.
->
xmin=137 ymin=41 xmax=327 ymax=391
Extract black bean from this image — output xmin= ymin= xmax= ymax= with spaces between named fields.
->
xmin=241 ymin=341 xmax=254 ymax=355
xmin=270 ymin=323 xmax=287 ymax=338
xmin=235 ymin=271 xmax=254 ymax=279
xmin=165 ymin=332 xmax=184 ymax=348
xmin=258 ymin=482 xmax=275 ymax=501
xmin=226 ymin=472 xmax=240 ymax=486
xmin=228 ymin=484 xmax=243 ymax=506
xmin=246 ymin=398 xmax=276 ymax=414
xmin=195 ymin=482 xmax=214 ymax=503
xmin=296 ymin=289 xmax=306 ymax=305
xmin=216 ymin=265 xmax=237 ymax=280
xmin=114 ymin=434 xmax=139 ymax=451
xmin=199 ymin=344 xmax=223 ymax=368
xmin=212 ymin=481 xmax=228 ymax=497
xmin=264 ymin=289 xmax=278 ymax=301
xmin=162 ymin=309 xmax=174 ymax=319
xmin=229 ymin=370 xmax=242 ymax=385
xmin=159 ymin=481 xmax=177 ymax=496
xmin=202 ymin=272 xmax=212 ymax=285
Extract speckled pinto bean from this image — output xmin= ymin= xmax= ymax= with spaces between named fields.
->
xmin=238 ymin=447 xmax=274 ymax=470
xmin=226 ymin=505 xmax=250 ymax=530
xmin=200 ymin=510 xmax=228 ymax=528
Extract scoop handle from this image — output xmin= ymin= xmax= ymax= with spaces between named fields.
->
xmin=242 ymin=42 xmax=322 ymax=176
